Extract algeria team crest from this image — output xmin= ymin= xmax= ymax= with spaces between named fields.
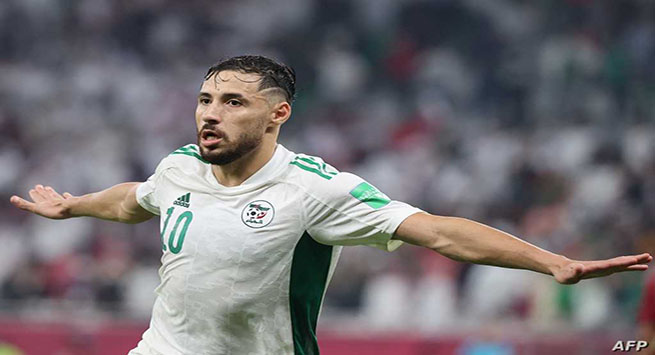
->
xmin=241 ymin=200 xmax=275 ymax=228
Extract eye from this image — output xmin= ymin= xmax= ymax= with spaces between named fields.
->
xmin=199 ymin=97 xmax=211 ymax=105
xmin=227 ymin=99 xmax=242 ymax=107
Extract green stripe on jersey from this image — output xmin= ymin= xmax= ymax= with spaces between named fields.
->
xmin=295 ymin=157 xmax=337 ymax=176
xmin=290 ymin=161 xmax=334 ymax=180
xmin=172 ymin=144 xmax=200 ymax=155
xmin=178 ymin=144 xmax=199 ymax=152
xmin=289 ymin=232 xmax=333 ymax=355
xmin=289 ymin=155 xmax=338 ymax=180
xmin=170 ymin=151 xmax=209 ymax=164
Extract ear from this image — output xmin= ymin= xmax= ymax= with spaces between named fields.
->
xmin=270 ymin=101 xmax=291 ymax=127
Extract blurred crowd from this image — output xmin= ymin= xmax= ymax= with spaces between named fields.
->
xmin=0 ymin=0 xmax=654 ymax=333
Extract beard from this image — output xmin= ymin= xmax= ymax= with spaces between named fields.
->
xmin=198 ymin=129 xmax=263 ymax=166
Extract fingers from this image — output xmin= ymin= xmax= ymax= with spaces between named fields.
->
xmin=561 ymin=254 xmax=652 ymax=283
xmin=616 ymin=254 xmax=650 ymax=263
xmin=43 ymin=186 xmax=63 ymax=200
xmin=615 ymin=254 xmax=652 ymax=267
xmin=29 ymin=186 xmax=46 ymax=203
xmin=626 ymin=264 xmax=649 ymax=271
xmin=9 ymin=195 xmax=35 ymax=212
xmin=635 ymin=253 xmax=653 ymax=263
xmin=580 ymin=258 xmax=651 ymax=280
xmin=585 ymin=264 xmax=649 ymax=279
xmin=26 ymin=184 xmax=65 ymax=202
xmin=12 ymin=185 xmax=68 ymax=215
xmin=595 ymin=254 xmax=653 ymax=271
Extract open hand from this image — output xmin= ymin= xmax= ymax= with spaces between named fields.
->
xmin=10 ymin=184 xmax=76 ymax=219
xmin=554 ymin=253 xmax=653 ymax=284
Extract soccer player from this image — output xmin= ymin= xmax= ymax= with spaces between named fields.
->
xmin=10 ymin=55 xmax=652 ymax=355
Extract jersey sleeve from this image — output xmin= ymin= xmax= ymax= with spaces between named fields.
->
xmin=136 ymin=172 xmax=160 ymax=216
xmin=301 ymin=171 xmax=423 ymax=252
xmin=134 ymin=148 xmax=182 ymax=216
xmin=134 ymin=144 xmax=212 ymax=216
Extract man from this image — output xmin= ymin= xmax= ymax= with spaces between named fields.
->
xmin=10 ymin=55 xmax=652 ymax=355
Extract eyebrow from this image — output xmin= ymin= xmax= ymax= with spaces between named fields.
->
xmin=198 ymin=91 xmax=250 ymax=102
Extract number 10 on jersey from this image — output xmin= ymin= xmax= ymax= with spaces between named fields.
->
xmin=161 ymin=207 xmax=193 ymax=254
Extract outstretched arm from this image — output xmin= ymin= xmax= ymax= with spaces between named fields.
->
xmin=10 ymin=183 xmax=154 ymax=224
xmin=393 ymin=212 xmax=652 ymax=284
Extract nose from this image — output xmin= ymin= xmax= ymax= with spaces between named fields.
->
xmin=201 ymin=103 xmax=222 ymax=125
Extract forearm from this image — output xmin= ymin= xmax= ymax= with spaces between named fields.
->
xmin=431 ymin=216 xmax=567 ymax=275
xmin=396 ymin=212 xmax=650 ymax=284
xmin=69 ymin=182 xmax=151 ymax=223
xmin=395 ymin=213 xmax=568 ymax=276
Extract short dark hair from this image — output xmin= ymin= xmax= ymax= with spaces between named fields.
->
xmin=204 ymin=55 xmax=296 ymax=104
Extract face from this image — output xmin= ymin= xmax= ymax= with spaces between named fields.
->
xmin=195 ymin=70 xmax=276 ymax=165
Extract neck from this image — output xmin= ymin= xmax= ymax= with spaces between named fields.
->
xmin=210 ymin=136 xmax=277 ymax=187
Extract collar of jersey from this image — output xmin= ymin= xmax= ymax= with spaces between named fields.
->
xmin=203 ymin=144 xmax=291 ymax=193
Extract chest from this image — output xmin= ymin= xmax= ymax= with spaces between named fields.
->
xmin=156 ymin=184 xmax=305 ymax=266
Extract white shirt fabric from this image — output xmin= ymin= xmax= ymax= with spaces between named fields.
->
xmin=129 ymin=143 xmax=422 ymax=355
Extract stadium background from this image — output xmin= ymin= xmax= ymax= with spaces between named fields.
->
xmin=0 ymin=0 xmax=654 ymax=354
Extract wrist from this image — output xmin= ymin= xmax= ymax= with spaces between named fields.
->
xmin=66 ymin=195 xmax=87 ymax=217
xmin=547 ymin=254 xmax=572 ymax=276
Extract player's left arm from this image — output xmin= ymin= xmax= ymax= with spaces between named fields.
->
xmin=393 ymin=212 xmax=652 ymax=284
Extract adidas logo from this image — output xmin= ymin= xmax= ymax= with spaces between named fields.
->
xmin=173 ymin=192 xmax=191 ymax=208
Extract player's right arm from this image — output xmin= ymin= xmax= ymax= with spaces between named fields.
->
xmin=10 ymin=183 xmax=154 ymax=224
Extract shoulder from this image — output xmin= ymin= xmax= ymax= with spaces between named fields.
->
xmin=288 ymin=153 xmax=339 ymax=181
xmin=285 ymin=152 xmax=372 ymax=204
xmin=154 ymin=144 xmax=209 ymax=176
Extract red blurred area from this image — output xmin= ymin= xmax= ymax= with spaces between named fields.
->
xmin=0 ymin=320 xmax=629 ymax=355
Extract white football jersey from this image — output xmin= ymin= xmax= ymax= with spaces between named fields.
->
xmin=129 ymin=144 xmax=422 ymax=355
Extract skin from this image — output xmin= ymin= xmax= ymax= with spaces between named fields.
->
xmin=195 ymin=70 xmax=291 ymax=187
xmin=393 ymin=213 xmax=651 ymax=284
xmin=8 ymin=69 xmax=291 ymax=219
xmin=8 ymin=69 xmax=652 ymax=286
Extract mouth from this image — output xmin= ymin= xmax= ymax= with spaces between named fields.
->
xmin=200 ymin=129 xmax=224 ymax=146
